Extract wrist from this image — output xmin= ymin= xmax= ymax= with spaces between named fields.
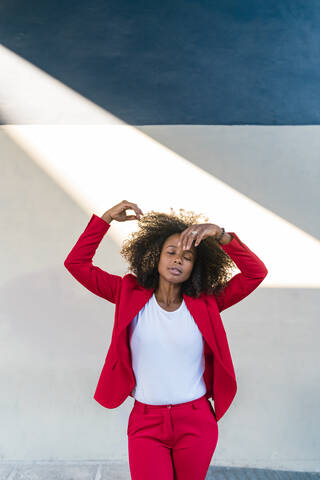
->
xmin=214 ymin=226 xmax=225 ymax=243
xmin=101 ymin=212 xmax=113 ymax=224
xmin=218 ymin=232 xmax=233 ymax=245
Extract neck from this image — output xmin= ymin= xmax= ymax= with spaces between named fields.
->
xmin=154 ymin=282 xmax=182 ymax=307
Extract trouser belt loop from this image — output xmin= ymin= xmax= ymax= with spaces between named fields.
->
xmin=143 ymin=404 xmax=148 ymax=414
xmin=192 ymin=402 xmax=198 ymax=410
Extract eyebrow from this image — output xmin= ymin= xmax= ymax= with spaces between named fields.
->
xmin=166 ymin=245 xmax=194 ymax=253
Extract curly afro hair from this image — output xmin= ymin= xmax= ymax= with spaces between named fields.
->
xmin=120 ymin=207 xmax=236 ymax=298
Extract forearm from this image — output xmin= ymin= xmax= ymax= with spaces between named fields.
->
xmin=64 ymin=214 xmax=110 ymax=266
xmin=64 ymin=214 xmax=121 ymax=303
xmin=214 ymin=232 xmax=268 ymax=311
xmin=220 ymin=232 xmax=268 ymax=278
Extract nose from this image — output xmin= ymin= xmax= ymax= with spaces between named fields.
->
xmin=173 ymin=242 xmax=184 ymax=262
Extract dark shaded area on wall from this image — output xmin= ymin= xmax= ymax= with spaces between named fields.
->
xmin=1 ymin=0 xmax=320 ymax=125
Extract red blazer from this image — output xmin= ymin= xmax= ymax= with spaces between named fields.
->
xmin=64 ymin=213 xmax=268 ymax=421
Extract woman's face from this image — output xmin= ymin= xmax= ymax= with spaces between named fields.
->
xmin=157 ymin=233 xmax=197 ymax=284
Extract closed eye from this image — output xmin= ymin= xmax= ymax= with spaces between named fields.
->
xmin=168 ymin=252 xmax=192 ymax=261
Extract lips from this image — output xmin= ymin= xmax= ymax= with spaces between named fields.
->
xmin=169 ymin=267 xmax=182 ymax=275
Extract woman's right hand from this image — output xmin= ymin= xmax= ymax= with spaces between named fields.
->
xmin=101 ymin=200 xmax=144 ymax=223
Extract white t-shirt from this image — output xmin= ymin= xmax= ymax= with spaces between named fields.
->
xmin=129 ymin=292 xmax=207 ymax=405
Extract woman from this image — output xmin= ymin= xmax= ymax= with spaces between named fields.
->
xmin=64 ymin=199 xmax=268 ymax=480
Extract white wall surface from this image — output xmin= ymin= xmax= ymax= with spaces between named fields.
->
xmin=1 ymin=125 xmax=319 ymax=472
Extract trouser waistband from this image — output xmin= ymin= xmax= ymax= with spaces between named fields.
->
xmin=133 ymin=393 xmax=207 ymax=413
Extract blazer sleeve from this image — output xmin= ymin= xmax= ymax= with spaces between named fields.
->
xmin=63 ymin=213 xmax=122 ymax=304
xmin=213 ymin=232 xmax=268 ymax=312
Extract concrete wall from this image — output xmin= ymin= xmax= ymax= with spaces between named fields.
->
xmin=1 ymin=124 xmax=319 ymax=471
xmin=0 ymin=0 xmax=319 ymax=473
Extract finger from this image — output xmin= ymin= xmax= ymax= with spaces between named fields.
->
xmin=194 ymin=234 xmax=203 ymax=247
xmin=134 ymin=203 xmax=144 ymax=215
xmin=181 ymin=230 xmax=195 ymax=250
xmin=187 ymin=234 xmax=197 ymax=250
xmin=187 ymin=228 xmax=204 ymax=249
xmin=184 ymin=233 xmax=194 ymax=250
xmin=128 ymin=202 xmax=143 ymax=217
xmin=177 ymin=232 xmax=184 ymax=247
xmin=122 ymin=201 xmax=135 ymax=210
xmin=179 ymin=225 xmax=195 ymax=247
xmin=123 ymin=202 xmax=140 ymax=218
xmin=177 ymin=230 xmax=189 ymax=248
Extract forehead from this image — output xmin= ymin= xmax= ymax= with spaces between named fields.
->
xmin=163 ymin=233 xmax=196 ymax=253
xmin=164 ymin=233 xmax=181 ymax=244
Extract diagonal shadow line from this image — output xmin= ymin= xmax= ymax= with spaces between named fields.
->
xmin=135 ymin=126 xmax=320 ymax=241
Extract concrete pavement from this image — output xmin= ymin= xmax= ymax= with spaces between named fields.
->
xmin=0 ymin=462 xmax=319 ymax=479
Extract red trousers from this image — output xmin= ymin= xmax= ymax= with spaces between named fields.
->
xmin=127 ymin=394 xmax=219 ymax=480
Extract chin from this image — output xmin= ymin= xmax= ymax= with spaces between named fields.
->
xmin=168 ymin=276 xmax=183 ymax=282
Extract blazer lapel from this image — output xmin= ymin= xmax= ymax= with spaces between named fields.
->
xmin=117 ymin=285 xmax=154 ymax=339
xmin=183 ymin=293 xmax=236 ymax=379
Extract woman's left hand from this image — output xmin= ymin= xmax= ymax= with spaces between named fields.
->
xmin=177 ymin=223 xmax=224 ymax=250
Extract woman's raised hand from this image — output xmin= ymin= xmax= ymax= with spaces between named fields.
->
xmin=177 ymin=223 xmax=228 ymax=249
xmin=101 ymin=200 xmax=144 ymax=223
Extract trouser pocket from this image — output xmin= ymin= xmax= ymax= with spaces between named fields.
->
xmin=208 ymin=401 xmax=217 ymax=420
